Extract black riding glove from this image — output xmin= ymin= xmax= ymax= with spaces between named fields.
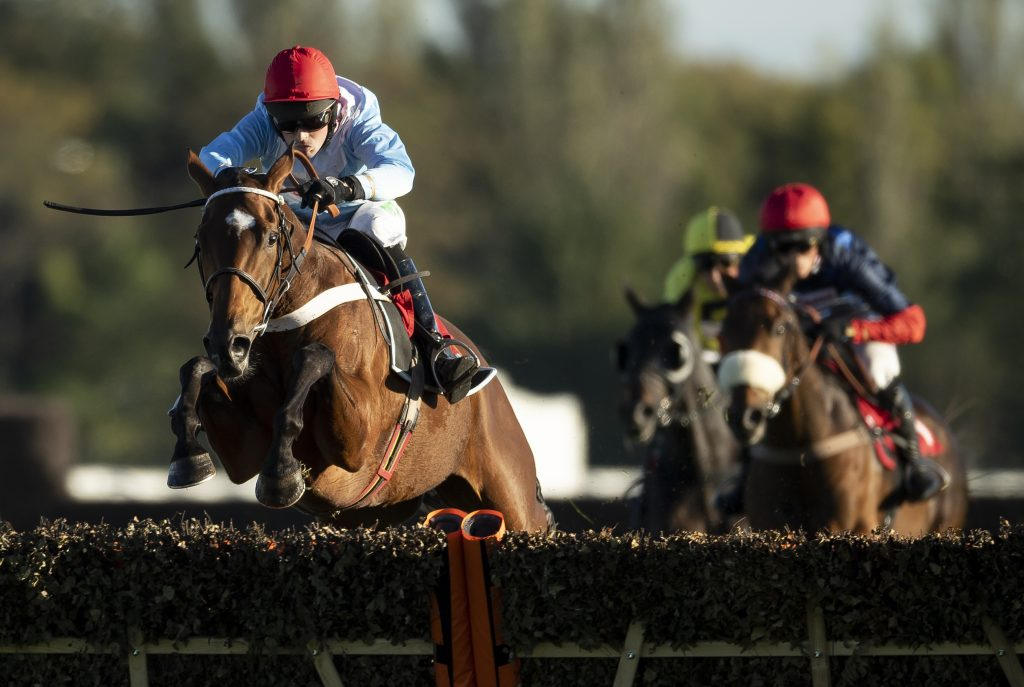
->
xmin=299 ymin=175 xmax=364 ymax=208
xmin=818 ymin=315 xmax=854 ymax=343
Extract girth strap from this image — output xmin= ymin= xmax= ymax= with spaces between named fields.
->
xmin=343 ymin=351 xmax=425 ymax=508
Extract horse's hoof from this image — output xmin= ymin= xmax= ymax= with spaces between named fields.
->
xmin=255 ymin=470 xmax=306 ymax=508
xmin=167 ymin=453 xmax=217 ymax=489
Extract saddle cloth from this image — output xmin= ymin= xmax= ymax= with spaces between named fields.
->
xmin=321 ymin=230 xmax=450 ymax=393
xmin=855 ymin=396 xmax=945 ymax=471
xmin=817 ymin=340 xmax=943 ymax=471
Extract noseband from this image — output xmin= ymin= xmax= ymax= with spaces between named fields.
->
xmin=636 ymin=330 xmax=719 ymax=430
xmin=189 ymin=186 xmax=310 ymax=336
xmin=749 ymin=287 xmax=825 ymax=419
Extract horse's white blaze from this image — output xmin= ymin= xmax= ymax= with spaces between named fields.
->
xmin=225 ymin=209 xmax=256 ymax=236
xmin=717 ymin=350 xmax=787 ymax=395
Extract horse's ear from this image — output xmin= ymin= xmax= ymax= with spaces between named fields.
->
xmin=624 ymin=285 xmax=646 ymax=314
xmin=770 ymin=253 xmax=800 ymax=295
xmin=266 ymin=146 xmax=295 ymax=193
xmin=186 ymin=150 xmax=218 ymax=197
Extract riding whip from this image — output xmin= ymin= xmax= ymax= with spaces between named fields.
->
xmin=42 ymin=198 xmax=206 ymax=216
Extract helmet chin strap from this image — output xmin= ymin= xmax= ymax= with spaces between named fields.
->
xmin=321 ymin=100 xmax=342 ymax=147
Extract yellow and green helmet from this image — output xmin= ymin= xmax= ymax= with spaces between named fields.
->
xmin=663 ymin=206 xmax=753 ymax=302
xmin=682 ymin=206 xmax=752 ymax=257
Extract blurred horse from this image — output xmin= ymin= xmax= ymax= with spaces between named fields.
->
xmin=717 ymin=271 xmax=966 ymax=535
xmin=167 ymin=148 xmax=552 ymax=531
xmin=616 ymin=288 xmax=739 ymax=533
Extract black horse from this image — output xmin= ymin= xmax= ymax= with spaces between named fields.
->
xmin=616 ymin=288 xmax=740 ymax=533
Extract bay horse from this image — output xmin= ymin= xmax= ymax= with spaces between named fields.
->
xmin=167 ymin=148 xmax=552 ymax=531
xmin=716 ymin=270 xmax=967 ymax=535
xmin=616 ymin=287 xmax=739 ymax=533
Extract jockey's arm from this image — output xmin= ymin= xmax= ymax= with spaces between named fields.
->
xmin=849 ymin=304 xmax=926 ymax=345
xmin=835 ymin=231 xmax=926 ymax=345
xmin=344 ymin=94 xmax=414 ymax=202
xmin=199 ymin=100 xmax=276 ymax=176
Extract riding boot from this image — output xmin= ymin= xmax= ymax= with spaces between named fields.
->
xmin=714 ymin=447 xmax=751 ymax=516
xmin=877 ymin=379 xmax=948 ymax=502
xmin=384 ymin=245 xmax=495 ymax=404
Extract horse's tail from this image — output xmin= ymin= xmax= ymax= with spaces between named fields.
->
xmin=914 ymin=394 xmax=970 ymax=530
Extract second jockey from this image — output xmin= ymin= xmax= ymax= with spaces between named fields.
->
xmin=716 ymin=182 xmax=948 ymax=515
xmin=663 ymin=206 xmax=754 ymax=365
xmin=199 ymin=45 xmax=493 ymax=404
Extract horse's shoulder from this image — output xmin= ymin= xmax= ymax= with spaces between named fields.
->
xmin=819 ymin=372 xmax=858 ymax=423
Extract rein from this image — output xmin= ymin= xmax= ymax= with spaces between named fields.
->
xmin=752 ymin=287 xmax=826 ymax=419
xmin=745 ymin=287 xmax=872 ymax=462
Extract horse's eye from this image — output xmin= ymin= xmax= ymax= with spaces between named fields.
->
xmin=268 ymin=232 xmax=279 ymax=246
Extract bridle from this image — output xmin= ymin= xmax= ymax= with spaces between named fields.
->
xmin=745 ymin=286 xmax=825 ymax=420
xmin=190 ymin=186 xmax=313 ymax=335
xmin=726 ymin=286 xmax=877 ymax=465
xmin=186 ymin=148 xmax=328 ymax=336
xmin=632 ymin=328 xmax=719 ymax=431
xmin=654 ymin=379 xmax=723 ymax=430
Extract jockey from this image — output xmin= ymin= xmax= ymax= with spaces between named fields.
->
xmin=199 ymin=45 xmax=492 ymax=404
xmin=663 ymin=206 xmax=754 ymax=364
xmin=716 ymin=182 xmax=947 ymax=515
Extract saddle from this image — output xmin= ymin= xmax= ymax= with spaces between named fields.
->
xmin=320 ymin=229 xmax=449 ymax=395
xmin=794 ymin=292 xmax=944 ymax=470
xmin=817 ymin=342 xmax=944 ymax=471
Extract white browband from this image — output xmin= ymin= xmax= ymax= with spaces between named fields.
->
xmin=205 ymin=187 xmax=284 ymax=207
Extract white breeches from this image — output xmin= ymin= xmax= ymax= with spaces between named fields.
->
xmin=855 ymin=341 xmax=901 ymax=390
xmin=347 ymin=200 xmax=407 ymax=249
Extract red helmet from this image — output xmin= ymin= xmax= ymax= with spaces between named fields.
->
xmin=264 ymin=45 xmax=338 ymax=102
xmin=759 ymin=183 xmax=831 ymax=233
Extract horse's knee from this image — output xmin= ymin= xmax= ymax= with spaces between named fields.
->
xmin=179 ymin=356 xmax=215 ymax=385
xmin=292 ymin=343 xmax=335 ymax=374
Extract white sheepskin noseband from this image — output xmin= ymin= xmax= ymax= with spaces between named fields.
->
xmin=717 ymin=350 xmax=787 ymax=395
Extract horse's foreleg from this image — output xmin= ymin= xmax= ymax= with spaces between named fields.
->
xmin=255 ymin=343 xmax=335 ymax=508
xmin=167 ymin=356 xmax=219 ymax=488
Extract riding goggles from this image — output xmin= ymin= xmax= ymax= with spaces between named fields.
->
xmin=272 ymin=106 xmax=333 ymax=133
xmin=768 ymin=231 xmax=824 ymax=254
xmin=692 ymin=252 xmax=742 ymax=272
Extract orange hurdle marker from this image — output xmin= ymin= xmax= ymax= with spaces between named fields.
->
xmin=423 ymin=508 xmax=476 ymax=687
xmin=460 ymin=509 xmax=520 ymax=687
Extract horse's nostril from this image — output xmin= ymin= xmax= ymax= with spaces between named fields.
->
xmin=229 ymin=336 xmax=251 ymax=361
xmin=744 ymin=408 xmax=763 ymax=428
xmin=641 ymin=405 xmax=654 ymax=418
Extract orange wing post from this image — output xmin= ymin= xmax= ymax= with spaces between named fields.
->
xmin=460 ymin=510 xmax=520 ymax=687
xmin=423 ymin=508 xmax=476 ymax=687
